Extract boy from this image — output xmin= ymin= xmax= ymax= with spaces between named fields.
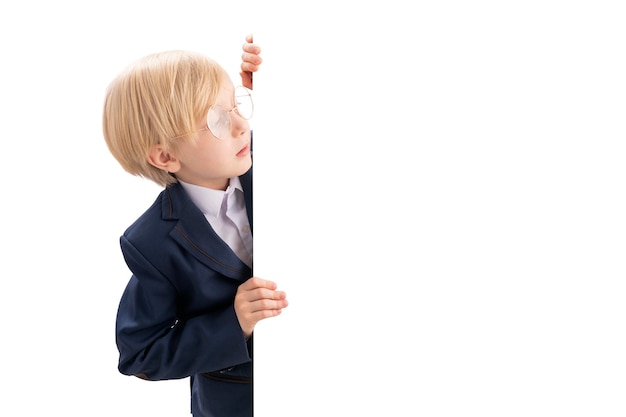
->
xmin=102 ymin=36 xmax=288 ymax=417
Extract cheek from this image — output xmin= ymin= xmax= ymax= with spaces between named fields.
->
xmin=194 ymin=143 xmax=232 ymax=168
xmin=178 ymin=141 xmax=212 ymax=165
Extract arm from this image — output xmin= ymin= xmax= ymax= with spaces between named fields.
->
xmin=115 ymin=238 xmax=250 ymax=380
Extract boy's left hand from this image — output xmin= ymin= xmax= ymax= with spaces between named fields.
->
xmin=240 ymin=34 xmax=262 ymax=90
xmin=234 ymin=277 xmax=288 ymax=339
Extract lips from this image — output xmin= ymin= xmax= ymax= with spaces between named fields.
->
xmin=236 ymin=144 xmax=250 ymax=157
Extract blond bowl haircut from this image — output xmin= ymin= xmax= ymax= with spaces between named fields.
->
xmin=102 ymin=50 xmax=229 ymax=187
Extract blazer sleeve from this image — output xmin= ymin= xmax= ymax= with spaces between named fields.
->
xmin=115 ymin=236 xmax=251 ymax=381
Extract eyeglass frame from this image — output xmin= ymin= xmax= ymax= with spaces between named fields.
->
xmin=173 ymin=85 xmax=253 ymax=141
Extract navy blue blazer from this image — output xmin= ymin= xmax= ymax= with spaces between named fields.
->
xmin=115 ymin=167 xmax=253 ymax=417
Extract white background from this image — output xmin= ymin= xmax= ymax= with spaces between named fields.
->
xmin=1 ymin=1 xmax=625 ymax=416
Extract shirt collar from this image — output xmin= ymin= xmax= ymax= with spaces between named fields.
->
xmin=178 ymin=177 xmax=243 ymax=219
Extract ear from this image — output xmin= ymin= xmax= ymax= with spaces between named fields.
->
xmin=147 ymin=145 xmax=181 ymax=173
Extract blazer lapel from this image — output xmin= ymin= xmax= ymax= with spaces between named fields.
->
xmin=239 ymin=167 xmax=253 ymax=233
xmin=162 ymin=183 xmax=251 ymax=281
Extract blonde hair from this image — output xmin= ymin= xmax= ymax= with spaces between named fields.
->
xmin=102 ymin=50 xmax=229 ymax=187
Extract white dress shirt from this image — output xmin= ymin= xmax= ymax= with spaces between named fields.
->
xmin=178 ymin=177 xmax=253 ymax=267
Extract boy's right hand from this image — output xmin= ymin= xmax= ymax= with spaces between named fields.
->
xmin=234 ymin=277 xmax=288 ymax=339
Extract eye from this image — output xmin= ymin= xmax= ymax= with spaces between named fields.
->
xmin=208 ymin=107 xmax=227 ymax=125
xmin=206 ymin=106 xmax=231 ymax=138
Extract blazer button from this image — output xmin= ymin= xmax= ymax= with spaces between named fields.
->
xmin=219 ymin=367 xmax=235 ymax=373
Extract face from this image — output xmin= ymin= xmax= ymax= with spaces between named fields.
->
xmin=170 ymin=82 xmax=252 ymax=190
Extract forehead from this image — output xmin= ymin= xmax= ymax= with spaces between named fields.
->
xmin=195 ymin=80 xmax=235 ymax=123
xmin=195 ymin=76 xmax=233 ymax=115
xmin=214 ymin=80 xmax=235 ymax=104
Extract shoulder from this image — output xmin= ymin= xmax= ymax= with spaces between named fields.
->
xmin=122 ymin=183 xmax=191 ymax=241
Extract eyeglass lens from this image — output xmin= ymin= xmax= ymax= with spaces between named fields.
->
xmin=206 ymin=86 xmax=253 ymax=140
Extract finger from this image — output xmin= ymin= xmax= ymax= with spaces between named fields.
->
xmin=246 ymin=308 xmax=284 ymax=324
xmin=242 ymin=42 xmax=261 ymax=56
xmin=239 ymin=288 xmax=287 ymax=304
xmin=241 ymin=276 xmax=277 ymax=291
xmin=241 ymin=51 xmax=262 ymax=66
xmin=249 ymin=298 xmax=288 ymax=314
xmin=240 ymin=62 xmax=261 ymax=74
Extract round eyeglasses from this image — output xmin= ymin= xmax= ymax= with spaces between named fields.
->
xmin=174 ymin=86 xmax=253 ymax=141
xmin=202 ymin=86 xmax=253 ymax=140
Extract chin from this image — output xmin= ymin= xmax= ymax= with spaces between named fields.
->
xmin=237 ymin=156 xmax=252 ymax=175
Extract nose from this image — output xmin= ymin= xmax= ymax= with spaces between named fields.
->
xmin=229 ymin=108 xmax=249 ymax=138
